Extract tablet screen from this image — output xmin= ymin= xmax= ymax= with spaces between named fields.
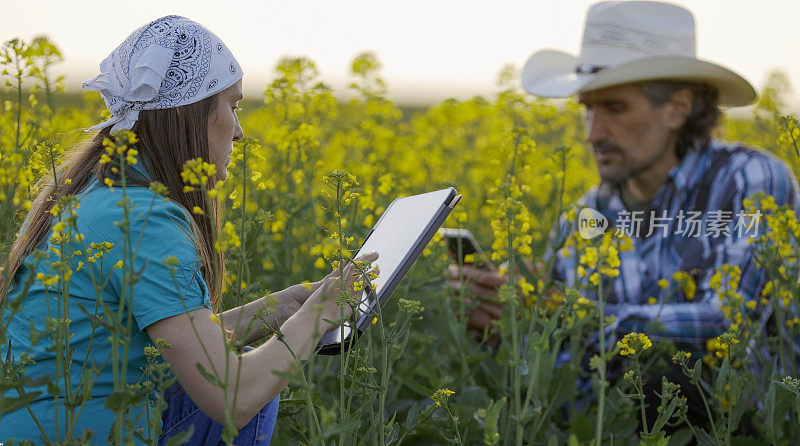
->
xmin=322 ymin=188 xmax=456 ymax=344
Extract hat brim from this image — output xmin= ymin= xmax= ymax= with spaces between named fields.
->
xmin=521 ymin=49 xmax=757 ymax=107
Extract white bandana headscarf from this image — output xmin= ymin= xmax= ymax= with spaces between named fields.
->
xmin=82 ymin=15 xmax=243 ymax=134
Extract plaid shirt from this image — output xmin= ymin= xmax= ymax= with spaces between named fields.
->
xmin=548 ymin=140 xmax=800 ymax=352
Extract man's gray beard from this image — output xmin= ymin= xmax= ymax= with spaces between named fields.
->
xmin=598 ymin=166 xmax=632 ymax=186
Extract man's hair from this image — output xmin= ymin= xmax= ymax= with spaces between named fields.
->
xmin=638 ymin=80 xmax=721 ymax=159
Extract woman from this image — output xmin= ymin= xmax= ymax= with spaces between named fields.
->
xmin=0 ymin=16 xmax=373 ymax=444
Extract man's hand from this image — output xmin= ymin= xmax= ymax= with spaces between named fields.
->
xmin=446 ymin=260 xmax=562 ymax=337
xmin=447 ymin=263 xmax=508 ymax=334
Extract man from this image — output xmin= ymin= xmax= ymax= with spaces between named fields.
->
xmin=450 ymin=1 xmax=800 ymax=354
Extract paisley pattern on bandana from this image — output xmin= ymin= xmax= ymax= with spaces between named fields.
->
xmin=82 ymin=15 xmax=242 ymax=134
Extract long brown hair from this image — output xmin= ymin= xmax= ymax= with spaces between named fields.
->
xmin=638 ymin=80 xmax=722 ymax=159
xmin=1 ymin=94 xmax=224 ymax=310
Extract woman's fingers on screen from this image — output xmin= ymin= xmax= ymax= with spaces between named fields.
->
xmin=354 ymin=252 xmax=379 ymax=277
xmin=355 ymin=251 xmax=379 ymax=263
xmin=326 ymin=251 xmax=378 ymax=280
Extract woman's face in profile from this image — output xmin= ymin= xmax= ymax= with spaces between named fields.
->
xmin=208 ymin=79 xmax=244 ymax=181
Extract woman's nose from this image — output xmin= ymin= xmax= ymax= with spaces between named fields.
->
xmin=233 ymin=119 xmax=244 ymax=142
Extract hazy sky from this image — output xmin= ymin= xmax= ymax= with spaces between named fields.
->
xmin=3 ymin=0 xmax=799 ymax=105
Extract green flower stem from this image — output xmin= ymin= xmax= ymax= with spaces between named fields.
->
xmin=377 ymin=299 xmax=389 ymax=446
xmin=334 ymin=177 xmax=352 ymax=446
xmin=635 ymin=358 xmax=648 ymax=436
xmin=445 ymin=404 xmax=463 ymax=445
xmin=595 ymin=276 xmax=607 ymax=446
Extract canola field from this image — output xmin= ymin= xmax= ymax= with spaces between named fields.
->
xmin=2 ymin=37 xmax=800 ymax=445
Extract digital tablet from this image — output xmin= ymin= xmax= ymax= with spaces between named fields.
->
xmin=316 ymin=187 xmax=461 ymax=355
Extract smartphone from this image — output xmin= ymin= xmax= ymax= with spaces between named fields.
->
xmin=439 ymin=228 xmax=490 ymax=269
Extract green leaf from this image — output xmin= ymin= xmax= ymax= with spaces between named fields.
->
xmin=104 ymin=388 xmax=144 ymax=412
xmin=764 ymin=378 xmax=792 ymax=438
xmin=794 ymin=396 xmax=800 ymax=428
xmin=404 ymin=401 xmax=420 ymax=428
xmin=195 ymin=362 xmax=223 ymax=388
xmin=570 ymin=413 xmax=593 ymax=442
xmin=551 ymin=365 xmax=581 ymax=407
xmin=667 ymin=427 xmax=694 ymax=446
xmin=716 ymin=358 xmax=730 ymax=392
xmin=0 ymin=392 xmax=43 ymax=414
xmin=616 ymin=387 xmax=635 ymax=399
xmin=639 ymin=431 xmax=669 ymax=446
xmin=323 ymin=421 xmax=361 ymax=438
xmin=650 ymin=393 xmax=679 ymax=434
xmin=483 ymin=397 xmax=505 ymax=446
xmin=385 ymin=422 xmax=400 ymax=445
xmin=694 ymin=428 xmax=718 ymax=446
xmin=567 ymin=433 xmax=581 ymax=446
xmin=691 ymin=360 xmax=702 ymax=384
xmin=164 ymin=425 xmax=195 ymax=445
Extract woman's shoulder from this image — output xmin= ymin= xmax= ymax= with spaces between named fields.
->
xmin=76 ymin=180 xmax=194 ymax=239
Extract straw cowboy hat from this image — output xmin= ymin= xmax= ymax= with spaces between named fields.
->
xmin=521 ymin=1 xmax=757 ymax=106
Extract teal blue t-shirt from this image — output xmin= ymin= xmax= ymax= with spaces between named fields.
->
xmin=1 ymin=179 xmax=213 ymax=443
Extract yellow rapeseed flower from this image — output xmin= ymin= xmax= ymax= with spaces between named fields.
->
xmin=431 ymin=388 xmax=455 ymax=407
xmin=672 ymin=271 xmax=697 ymax=300
xmin=52 ymin=221 xmax=66 ymax=234
xmin=706 ymin=333 xmax=740 ymax=361
xmin=617 ymin=332 xmax=653 ymax=357
xmin=214 ymin=221 xmax=241 ymax=252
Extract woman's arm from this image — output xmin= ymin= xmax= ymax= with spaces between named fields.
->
xmin=146 ymin=253 xmax=377 ymax=429
xmin=218 ymin=282 xmax=320 ymax=346
xmin=147 ymin=303 xmax=323 ymax=429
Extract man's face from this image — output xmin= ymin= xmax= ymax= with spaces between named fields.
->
xmin=578 ymin=83 xmax=683 ymax=184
